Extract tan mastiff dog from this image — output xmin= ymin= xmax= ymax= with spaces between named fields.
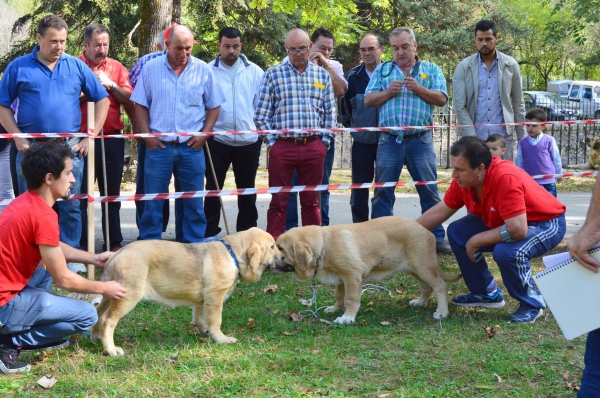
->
xmin=91 ymin=228 xmax=283 ymax=356
xmin=275 ymin=216 xmax=461 ymax=323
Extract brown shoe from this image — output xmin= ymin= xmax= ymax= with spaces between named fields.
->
xmin=436 ymin=241 xmax=452 ymax=254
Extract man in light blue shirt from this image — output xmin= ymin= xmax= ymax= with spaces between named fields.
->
xmin=131 ymin=25 xmax=225 ymax=242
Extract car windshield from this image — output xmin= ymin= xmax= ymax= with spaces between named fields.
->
xmin=536 ymin=92 xmax=566 ymax=105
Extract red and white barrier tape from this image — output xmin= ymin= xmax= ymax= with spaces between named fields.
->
xmin=1 ymin=118 xmax=599 ymax=139
xmin=0 ymin=172 xmax=595 ymax=206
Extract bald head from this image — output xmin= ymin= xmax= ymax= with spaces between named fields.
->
xmin=285 ymin=29 xmax=309 ymax=47
xmin=167 ymin=25 xmax=194 ymax=44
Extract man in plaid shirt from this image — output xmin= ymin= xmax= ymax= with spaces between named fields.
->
xmin=364 ymin=27 xmax=452 ymax=254
xmin=254 ymin=28 xmax=336 ymax=239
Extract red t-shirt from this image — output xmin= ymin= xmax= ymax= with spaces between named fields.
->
xmin=78 ymin=53 xmax=133 ymax=134
xmin=0 ymin=191 xmax=60 ymax=306
xmin=444 ymin=157 xmax=566 ymax=229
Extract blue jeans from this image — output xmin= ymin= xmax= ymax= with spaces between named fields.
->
xmin=541 ymin=182 xmax=557 ymax=197
xmin=580 ymin=328 xmax=600 ymax=397
xmin=16 ymin=141 xmax=84 ymax=248
xmin=135 ymin=143 xmax=178 ymax=237
xmin=371 ymin=132 xmax=445 ymax=241
xmin=350 ymin=141 xmax=377 ymax=223
xmin=139 ymin=142 xmax=206 ymax=242
xmin=447 ymin=213 xmax=566 ymax=307
xmin=0 ymin=264 xmax=97 ymax=346
xmin=286 ymin=140 xmax=334 ymax=230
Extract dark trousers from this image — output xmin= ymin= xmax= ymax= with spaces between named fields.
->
xmin=350 ymin=141 xmax=377 ymax=223
xmin=80 ymin=134 xmax=124 ymax=251
xmin=580 ymin=328 xmax=600 ymax=397
xmin=9 ymin=141 xmax=18 ymax=197
xmin=204 ymin=138 xmax=262 ymax=237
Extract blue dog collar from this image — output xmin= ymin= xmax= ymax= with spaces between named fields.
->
xmin=202 ymin=237 xmax=239 ymax=269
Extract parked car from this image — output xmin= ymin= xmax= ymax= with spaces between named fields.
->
xmin=566 ymin=81 xmax=600 ymax=118
xmin=547 ymin=79 xmax=572 ymax=99
xmin=523 ymin=91 xmax=579 ymax=121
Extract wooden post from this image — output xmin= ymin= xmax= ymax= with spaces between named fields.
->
xmin=87 ymin=102 xmax=95 ymax=280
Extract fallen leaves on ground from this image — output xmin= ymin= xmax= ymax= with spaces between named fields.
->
xmin=263 ymin=284 xmax=278 ymax=293
xmin=494 ymin=373 xmax=503 ymax=383
xmin=380 ymin=321 xmax=391 ymax=326
xmin=247 ymin=318 xmax=256 ymax=329
xmin=484 ymin=326 xmax=496 ymax=338
xmin=289 ymin=312 xmax=302 ymax=322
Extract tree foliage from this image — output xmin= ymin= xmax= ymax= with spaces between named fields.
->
xmin=1 ymin=0 xmax=599 ymax=86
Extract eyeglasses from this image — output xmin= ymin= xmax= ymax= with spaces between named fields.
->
xmin=286 ymin=47 xmax=309 ymax=55
xmin=317 ymin=44 xmax=335 ymax=53
xmin=359 ymin=46 xmax=381 ymax=54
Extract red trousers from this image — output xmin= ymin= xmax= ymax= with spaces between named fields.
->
xmin=266 ymin=138 xmax=326 ymax=239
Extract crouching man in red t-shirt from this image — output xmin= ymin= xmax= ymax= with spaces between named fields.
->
xmin=0 ymin=140 xmax=127 ymax=373
xmin=417 ymin=136 xmax=566 ymax=324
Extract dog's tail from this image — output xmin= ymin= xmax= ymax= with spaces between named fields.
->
xmin=439 ymin=269 xmax=462 ymax=283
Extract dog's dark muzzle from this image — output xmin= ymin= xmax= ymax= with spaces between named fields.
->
xmin=273 ymin=263 xmax=295 ymax=273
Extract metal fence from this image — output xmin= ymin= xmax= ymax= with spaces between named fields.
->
xmin=328 ymin=109 xmax=599 ymax=169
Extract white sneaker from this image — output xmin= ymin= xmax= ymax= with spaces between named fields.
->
xmin=67 ymin=262 xmax=87 ymax=274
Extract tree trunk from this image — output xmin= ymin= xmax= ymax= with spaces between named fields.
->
xmin=138 ymin=0 xmax=172 ymax=57
xmin=172 ymin=0 xmax=182 ymax=24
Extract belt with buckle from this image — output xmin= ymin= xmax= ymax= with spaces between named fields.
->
xmin=402 ymin=130 xmax=429 ymax=140
xmin=279 ymin=136 xmax=319 ymax=145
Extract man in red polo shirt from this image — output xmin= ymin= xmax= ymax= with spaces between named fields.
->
xmin=417 ymin=136 xmax=566 ymax=323
xmin=78 ymin=23 xmax=134 ymax=252
xmin=0 ymin=141 xmax=127 ymax=373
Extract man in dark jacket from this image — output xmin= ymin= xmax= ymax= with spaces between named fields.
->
xmin=341 ymin=33 xmax=384 ymax=223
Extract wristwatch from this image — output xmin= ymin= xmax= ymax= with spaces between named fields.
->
xmin=108 ymin=82 xmax=117 ymax=92
xmin=322 ymin=62 xmax=331 ymax=70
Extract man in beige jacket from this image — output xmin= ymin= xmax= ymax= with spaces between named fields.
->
xmin=453 ymin=20 xmax=525 ymax=161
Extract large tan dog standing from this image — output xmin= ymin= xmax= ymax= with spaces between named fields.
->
xmin=91 ymin=228 xmax=283 ymax=356
xmin=275 ymin=216 xmax=461 ymax=323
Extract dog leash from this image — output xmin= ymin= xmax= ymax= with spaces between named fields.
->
xmin=201 ymin=237 xmax=239 ymax=268
xmin=298 ymin=283 xmax=393 ymax=320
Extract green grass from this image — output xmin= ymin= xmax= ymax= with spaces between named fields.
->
xmin=0 ymin=243 xmax=585 ymax=397
xmin=3 ymin=168 xmax=593 ymax=396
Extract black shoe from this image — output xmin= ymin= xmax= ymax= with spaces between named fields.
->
xmin=20 ymin=338 xmax=70 ymax=354
xmin=436 ymin=241 xmax=452 ymax=254
xmin=0 ymin=344 xmax=30 ymax=374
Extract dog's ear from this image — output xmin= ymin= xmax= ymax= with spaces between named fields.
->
xmin=292 ymin=242 xmax=315 ymax=271
xmin=247 ymin=242 xmax=263 ymax=274
xmin=593 ymin=139 xmax=600 ymax=150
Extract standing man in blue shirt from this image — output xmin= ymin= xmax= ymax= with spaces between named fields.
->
xmin=364 ymin=27 xmax=451 ymax=254
xmin=131 ymin=25 xmax=225 ymax=243
xmin=0 ymin=15 xmax=109 ymax=272
xmin=452 ymin=20 xmax=525 ymax=161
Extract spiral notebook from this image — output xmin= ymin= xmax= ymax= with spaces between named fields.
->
xmin=534 ymin=248 xmax=600 ymax=340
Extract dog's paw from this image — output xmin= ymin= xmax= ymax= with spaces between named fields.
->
xmin=409 ymin=298 xmax=427 ymax=307
xmin=214 ymin=336 xmax=237 ymax=344
xmin=90 ymin=333 xmax=101 ymax=342
xmin=106 ymin=346 xmax=125 ymax=357
xmin=433 ymin=310 xmax=448 ymax=320
xmin=333 ymin=315 xmax=355 ymax=324
xmin=324 ymin=305 xmax=342 ymax=314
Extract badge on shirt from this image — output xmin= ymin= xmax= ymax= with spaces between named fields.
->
xmin=313 ymin=81 xmax=325 ymax=89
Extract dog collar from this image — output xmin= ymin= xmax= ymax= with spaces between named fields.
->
xmin=202 ymin=237 xmax=239 ymax=269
